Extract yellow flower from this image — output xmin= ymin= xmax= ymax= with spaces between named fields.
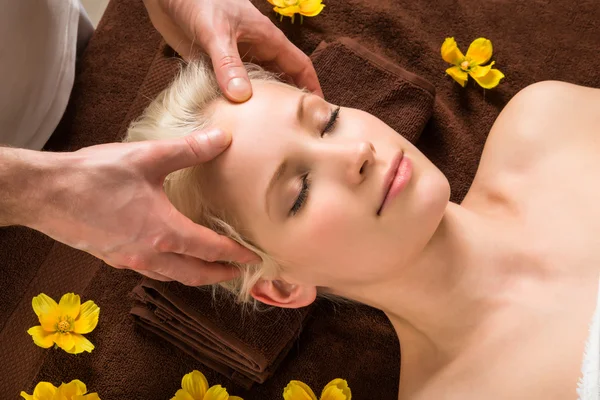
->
xmin=441 ymin=37 xmax=505 ymax=89
xmin=27 ymin=293 xmax=99 ymax=354
xmin=171 ymin=370 xmax=243 ymax=400
xmin=20 ymin=379 xmax=101 ymax=400
xmin=283 ymin=379 xmax=351 ymax=400
xmin=268 ymin=0 xmax=325 ymax=23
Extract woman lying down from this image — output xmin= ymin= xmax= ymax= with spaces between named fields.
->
xmin=125 ymin=62 xmax=600 ymax=400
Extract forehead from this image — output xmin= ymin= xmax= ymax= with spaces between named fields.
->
xmin=213 ymin=80 xmax=303 ymax=146
xmin=200 ymin=82 xmax=303 ymax=226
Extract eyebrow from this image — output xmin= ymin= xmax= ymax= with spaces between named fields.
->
xmin=296 ymin=93 xmax=307 ymax=121
xmin=265 ymin=161 xmax=288 ymax=217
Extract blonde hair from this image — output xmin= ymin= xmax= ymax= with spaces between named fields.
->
xmin=124 ymin=60 xmax=293 ymax=303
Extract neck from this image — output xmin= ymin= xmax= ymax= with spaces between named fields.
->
xmin=338 ymin=203 xmax=541 ymax=367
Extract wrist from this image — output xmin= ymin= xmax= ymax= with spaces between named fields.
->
xmin=0 ymin=147 xmax=65 ymax=228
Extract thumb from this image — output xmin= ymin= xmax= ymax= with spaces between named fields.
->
xmin=208 ymin=38 xmax=252 ymax=103
xmin=149 ymin=129 xmax=232 ymax=176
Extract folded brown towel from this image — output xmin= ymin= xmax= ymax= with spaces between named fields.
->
xmin=311 ymin=37 xmax=435 ymax=143
xmin=130 ymin=280 xmax=311 ymax=388
xmin=131 ymin=306 xmax=254 ymax=388
xmin=128 ymin=36 xmax=435 ymax=389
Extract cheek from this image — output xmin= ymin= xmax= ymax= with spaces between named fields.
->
xmin=275 ymin=194 xmax=376 ymax=284
xmin=287 ymin=202 xmax=352 ymax=261
xmin=304 ymin=201 xmax=353 ymax=254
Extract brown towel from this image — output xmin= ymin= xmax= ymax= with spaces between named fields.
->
xmin=128 ymin=36 xmax=435 ymax=388
xmin=4 ymin=0 xmax=599 ymax=399
xmin=130 ymin=280 xmax=312 ymax=388
xmin=310 ymin=37 xmax=435 ymax=143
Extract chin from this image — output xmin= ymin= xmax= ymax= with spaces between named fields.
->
xmin=420 ymin=165 xmax=450 ymax=208
xmin=409 ymin=168 xmax=450 ymax=242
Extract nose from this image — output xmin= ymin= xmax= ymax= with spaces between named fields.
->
xmin=346 ymin=141 xmax=375 ymax=185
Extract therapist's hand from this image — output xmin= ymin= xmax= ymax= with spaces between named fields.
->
xmin=23 ymin=129 xmax=258 ymax=285
xmin=142 ymin=0 xmax=323 ymax=102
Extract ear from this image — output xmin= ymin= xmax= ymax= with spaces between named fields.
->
xmin=250 ymin=279 xmax=317 ymax=308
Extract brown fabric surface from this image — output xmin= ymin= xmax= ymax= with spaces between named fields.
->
xmin=29 ymin=266 xmax=204 ymax=399
xmin=310 ymin=37 xmax=435 ymax=143
xmin=0 ymin=243 xmax=103 ymax=397
xmin=130 ymin=280 xmax=312 ymax=388
xmin=0 ymin=227 xmax=54 ymax=334
xmin=1 ymin=0 xmax=599 ymax=399
xmin=131 ymin=306 xmax=255 ymax=389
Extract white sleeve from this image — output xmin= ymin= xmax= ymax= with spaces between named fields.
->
xmin=0 ymin=0 xmax=93 ymax=150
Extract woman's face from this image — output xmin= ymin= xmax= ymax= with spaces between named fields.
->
xmin=203 ymin=81 xmax=450 ymax=291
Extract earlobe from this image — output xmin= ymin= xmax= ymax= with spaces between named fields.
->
xmin=250 ymin=279 xmax=317 ymax=308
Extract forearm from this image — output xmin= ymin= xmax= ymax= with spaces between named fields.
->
xmin=0 ymin=146 xmax=56 ymax=227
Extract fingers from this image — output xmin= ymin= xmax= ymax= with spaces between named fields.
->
xmin=207 ymin=36 xmax=253 ymax=103
xmin=246 ymin=23 xmax=323 ymax=97
xmin=102 ymin=259 xmax=172 ymax=282
xmin=137 ymin=270 xmax=173 ymax=282
xmin=146 ymin=129 xmax=232 ymax=176
xmin=150 ymin=253 xmax=241 ymax=286
xmin=271 ymin=31 xmax=323 ymax=97
xmin=162 ymin=212 xmax=261 ymax=264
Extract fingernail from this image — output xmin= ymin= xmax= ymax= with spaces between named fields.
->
xmin=205 ymin=129 xmax=231 ymax=148
xmin=227 ymin=78 xmax=252 ymax=102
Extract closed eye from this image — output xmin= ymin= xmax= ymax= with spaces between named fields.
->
xmin=287 ymin=106 xmax=340 ymax=217
xmin=321 ymin=106 xmax=340 ymax=136
xmin=290 ymin=174 xmax=310 ymax=216
xmin=290 ymin=107 xmax=340 ymax=216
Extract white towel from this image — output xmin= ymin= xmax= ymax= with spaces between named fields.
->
xmin=577 ymin=277 xmax=600 ymax=400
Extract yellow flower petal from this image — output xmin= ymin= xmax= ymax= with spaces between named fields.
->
xmin=465 ymin=38 xmax=493 ymax=66
xmin=204 ymin=385 xmax=229 ymax=400
xmin=19 ymin=392 xmax=34 ymax=400
xmin=321 ymin=379 xmax=351 ymax=400
xmin=64 ymin=333 xmax=95 ymax=354
xmin=32 ymin=294 xmax=59 ymax=319
xmin=38 ymin=313 xmax=58 ymax=332
xmin=445 ymin=66 xmax=469 ymax=87
xmin=275 ymin=5 xmax=300 ymax=16
xmin=283 ymin=381 xmax=318 ymax=400
xmin=73 ymin=301 xmax=100 ymax=334
xmin=469 ymin=67 xmax=505 ymax=89
xmin=229 ymin=397 xmax=244 ymax=400
xmin=172 ymin=389 xmax=195 ymax=400
xmin=58 ymin=380 xmax=87 ymax=397
xmin=299 ymin=0 xmax=324 ymax=16
xmin=320 ymin=387 xmax=347 ymax=400
xmin=441 ymin=37 xmax=465 ymax=65
xmin=181 ymin=371 xmax=208 ymax=400
xmin=27 ymin=326 xmax=55 ymax=348
xmin=299 ymin=0 xmax=322 ymax=8
xmin=469 ymin=61 xmax=495 ymax=78
xmin=300 ymin=5 xmax=324 ymax=17
xmin=267 ymin=0 xmax=287 ymax=6
xmin=54 ymin=332 xmax=75 ymax=352
xmin=33 ymin=382 xmax=58 ymax=399
xmin=59 ymin=293 xmax=81 ymax=320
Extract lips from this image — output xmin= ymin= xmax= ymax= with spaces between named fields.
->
xmin=377 ymin=151 xmax=412 ymax=215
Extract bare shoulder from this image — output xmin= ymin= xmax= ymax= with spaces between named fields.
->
xmin=485 ymin=81 xmax=600 ymax=164
xmin=465 ymin=81 xmax=600 ymax=205
xmin=486 ymin=81 xmax=598 ymax=159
